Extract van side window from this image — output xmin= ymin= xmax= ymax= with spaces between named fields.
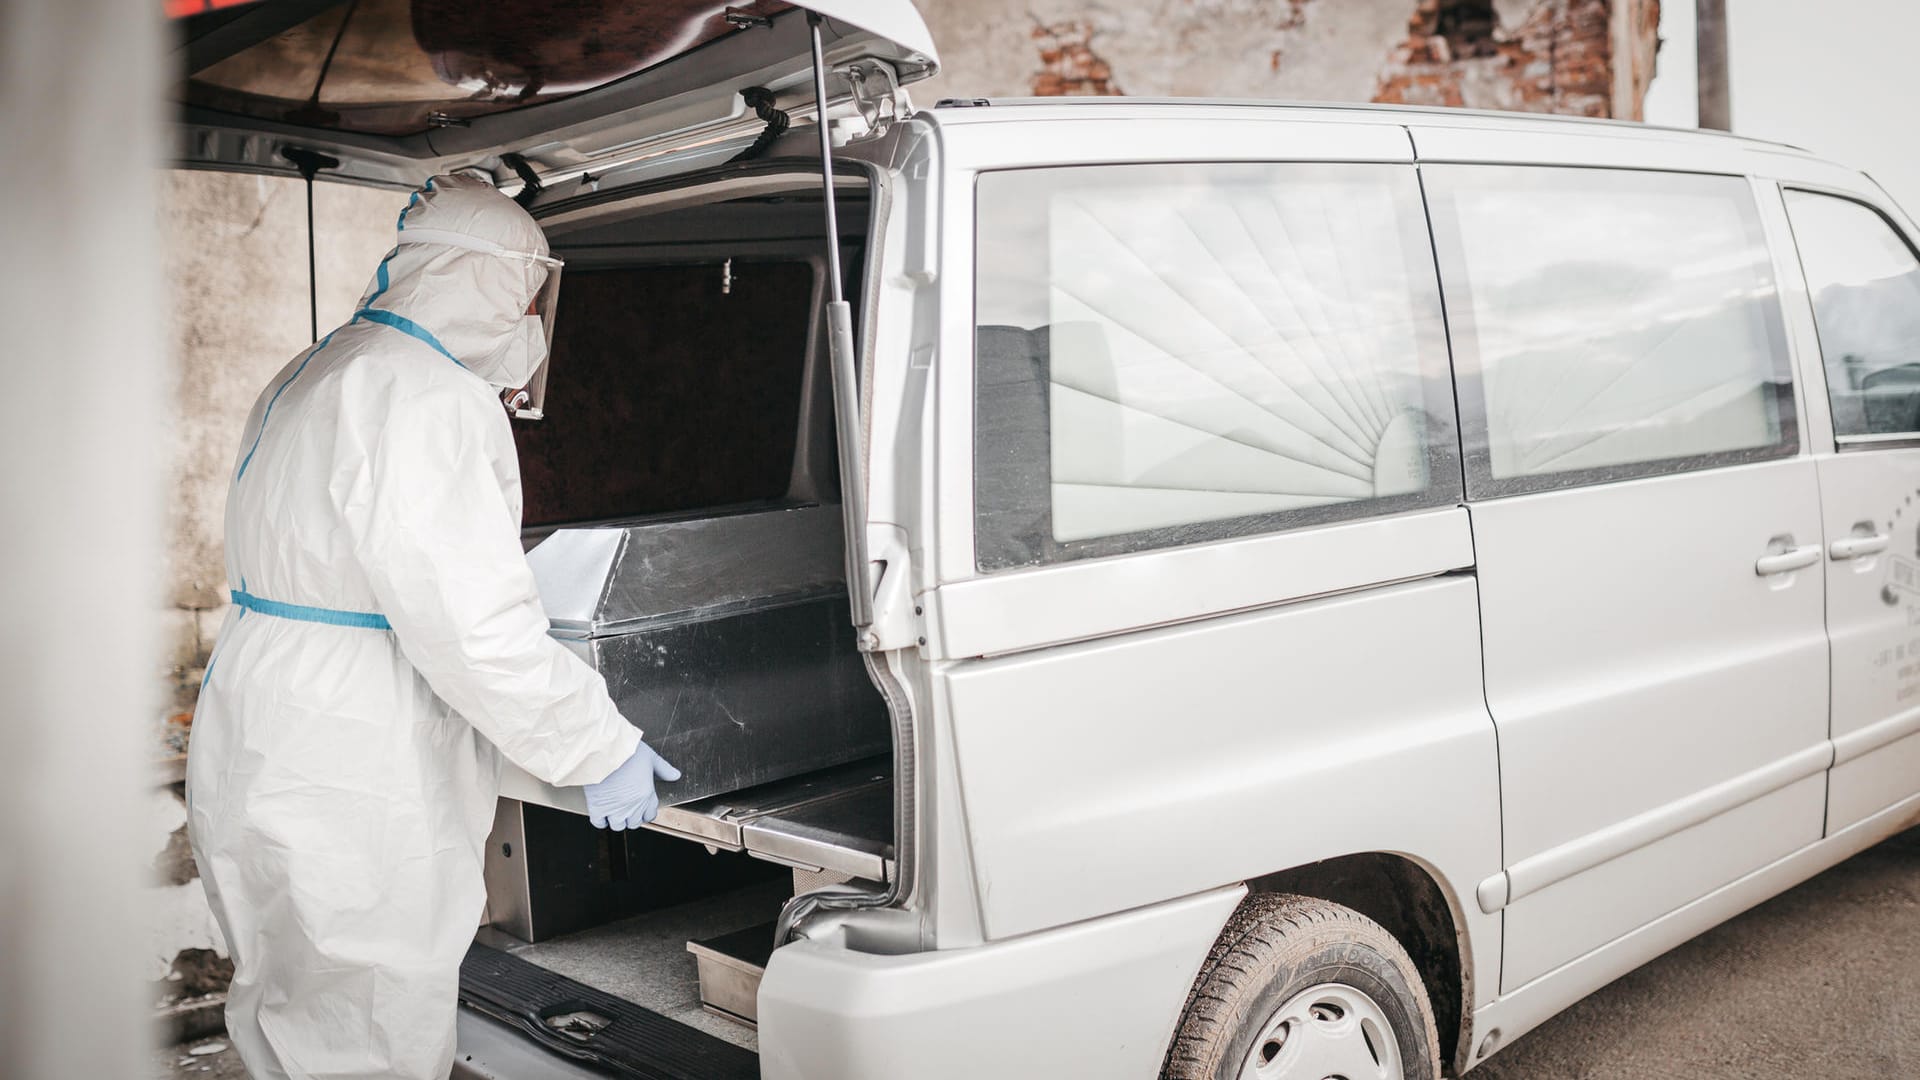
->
xmin=972 ymin=163 xmax=1460 ymax=571
xmin=1426 ymin=166 xmax=1796 ymax=498
xmin=1784 ymin=191 xmax=1920 ymax=440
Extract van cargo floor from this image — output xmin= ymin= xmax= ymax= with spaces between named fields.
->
xmin=479 ymin=878 xmax=788 ymax=1052
xmin=460 ymin=944 xmax=757 ymax=1080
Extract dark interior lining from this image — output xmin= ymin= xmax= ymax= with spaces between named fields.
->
xmin=513 ymin=261 xmax=816 ymax=528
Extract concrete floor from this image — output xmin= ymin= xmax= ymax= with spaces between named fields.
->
xmin=152 ymin=1038 xmax=248 ymax=1079
xmin=156 ymin=827 xmax=1918 ymax=1079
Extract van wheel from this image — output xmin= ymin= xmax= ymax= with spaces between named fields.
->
xmin=1163 ymin=893 xmax=1440 ymax=1080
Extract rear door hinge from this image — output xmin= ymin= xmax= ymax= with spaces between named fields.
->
xmin=836 ymin=59 xmax=904 ymax=142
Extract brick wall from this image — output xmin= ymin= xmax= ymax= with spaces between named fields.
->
xmin=1375 ymin=0 xmax=1659 ymax=118
xmin=915 ymin=0 xmax=1661 ymax=121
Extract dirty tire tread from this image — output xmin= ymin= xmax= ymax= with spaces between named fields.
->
xmin=1161 ymin=893 xmax=1441 ymax=1080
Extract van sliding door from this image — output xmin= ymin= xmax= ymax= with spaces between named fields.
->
xmin=1426 ymin=164 xmax=1831 ymax=993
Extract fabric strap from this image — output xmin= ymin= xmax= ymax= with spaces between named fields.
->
xmin=231 ymin=588 xmax=392 ymax=631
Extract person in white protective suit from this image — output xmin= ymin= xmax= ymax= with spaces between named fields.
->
xmin=187 ymin=174 xmax=679 ymax=1080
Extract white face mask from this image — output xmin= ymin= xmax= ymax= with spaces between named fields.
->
xmin=473 ymin=313 xmax=549 ymax=390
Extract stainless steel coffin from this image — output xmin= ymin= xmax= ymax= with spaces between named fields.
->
xmin=526 ymin=505 xmax=889 ymax=806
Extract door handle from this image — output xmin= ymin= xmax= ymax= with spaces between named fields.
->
xmin=1830 ymin=533 xmax=1890 ymax=560
xmin=1755 ymin=545 xmax=1821 ymax=576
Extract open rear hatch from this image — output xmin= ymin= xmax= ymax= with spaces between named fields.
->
xmin=167 ymin=3 xmax=935 ymax=1073
xmin=169 ymin=0 xmax=937 ymax=190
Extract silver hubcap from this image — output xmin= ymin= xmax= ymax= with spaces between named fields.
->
xmin=1238 ymin=982 xmax=1403 ymax=1080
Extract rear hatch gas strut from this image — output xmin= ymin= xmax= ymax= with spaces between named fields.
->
xmin=280 ymin=146 xmax=339 ymax=343
xmin=773 ymin=11 xmax=920 ymax=952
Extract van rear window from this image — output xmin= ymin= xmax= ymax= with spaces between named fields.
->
xmin=1425 ymin=166 xmax=1796 ymax=497
xmin=971 ymin=162 xmax=1461 ymax=571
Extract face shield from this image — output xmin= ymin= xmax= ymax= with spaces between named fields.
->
xmin=505 ymin=251 xmax=563 ymax=419
xmin=392 ymin=227 xmax=563 ymax=418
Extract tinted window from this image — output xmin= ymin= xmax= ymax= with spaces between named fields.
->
xmin=1426 ymin=166 xmax=1795 ymax=497
xmin=1785 ymin=191 xmax=1920 ymax=439
xmin=973 ymin=162 xmax=1460 ymax=571
xmin=514 ymin=262 xmax=812 ymax=528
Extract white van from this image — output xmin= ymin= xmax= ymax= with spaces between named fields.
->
xmin=172 ymin=3 xmax=1920 ymax=1078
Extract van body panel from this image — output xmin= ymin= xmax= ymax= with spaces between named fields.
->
xmin=1810 ymin=442 xmax=1920 ymax=831
xmin=1467 ymin=788 xmax=1920 ymax=1070
xmin=1500 ymin=772 xmax=1827 ymax=993
xmin=1467 ymin=461 xmax=1829 ymax=855
xmin=1831 ymin=731 xmax=1920 ymax=832
xmin=925 ymin=507 xmax=1473 ymax=659
xmin=1765 ymin=176 xmax=1920 ymax=836
xmin=1408 ymin=122 xmax=1799 ymax=176
xmin=1467 ymin=459 xmax=1831 ymax=990
xmin=757 ymin=884 xmax=1244 ymax=1080
xmin=937 ymin=576 xmax=1502 ymax=998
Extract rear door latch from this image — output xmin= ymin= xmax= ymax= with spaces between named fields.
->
xmin=861 ymin=524 xmax=918 ymax=652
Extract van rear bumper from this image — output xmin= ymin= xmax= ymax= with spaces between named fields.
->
xmin=453 ymin=1008 xmax=610 ymax=1080
xmin=757 ymin=885 xmax=1245 ymax=1080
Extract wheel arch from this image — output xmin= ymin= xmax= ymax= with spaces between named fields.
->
xmin=1247 ymin=852 xmax=1474 ymax=1074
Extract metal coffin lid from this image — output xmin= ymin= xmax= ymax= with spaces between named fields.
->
xmin=526 ymin=504 xmax=848 ymax=638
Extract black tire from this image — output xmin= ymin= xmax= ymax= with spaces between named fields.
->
xmin=1162 ymin=893 xmax=1441 ymax=1080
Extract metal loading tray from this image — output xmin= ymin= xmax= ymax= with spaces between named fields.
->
xmin=651 ymin=757 xmax=894 ymax=884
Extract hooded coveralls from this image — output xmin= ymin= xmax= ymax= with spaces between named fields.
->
xmin=187 ymin=176 xmax=641 ymax=1080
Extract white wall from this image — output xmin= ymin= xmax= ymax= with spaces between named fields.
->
xmin=1646 ymin=0 xmax=1920 ymax=215
xmin=1 ymin=0 xmax=162 ymax=1075
xmin=1642 ymin=0 xmax=1697 ymax=126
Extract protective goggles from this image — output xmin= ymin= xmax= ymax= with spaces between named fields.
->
xmin=394 ymin=227 xmax=563 ymax=419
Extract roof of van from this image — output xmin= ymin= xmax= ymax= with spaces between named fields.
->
xmin=922 ymin=96 xmax=1813 ymax=156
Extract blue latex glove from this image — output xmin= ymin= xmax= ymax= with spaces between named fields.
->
xmin=584 ymin=741 xmax=682 ymax=830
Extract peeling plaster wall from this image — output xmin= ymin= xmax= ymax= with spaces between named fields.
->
xmin=1611 ymin=0 xmax=1661 ymax=121
xmin=161 ymin=172 xmax=404 ymax=697
xmin=155 ymin=171 xmax=402 ymax=982
xmin=913 ymin=0 xmax=1658 ymax=121
xmin=146 ymin=786 xmax=225 ymax=983
xmin=914 ymin=0 xmax=1410 ymax=104
xmin=1377 ymin=0 xmax=1599 ymax=116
